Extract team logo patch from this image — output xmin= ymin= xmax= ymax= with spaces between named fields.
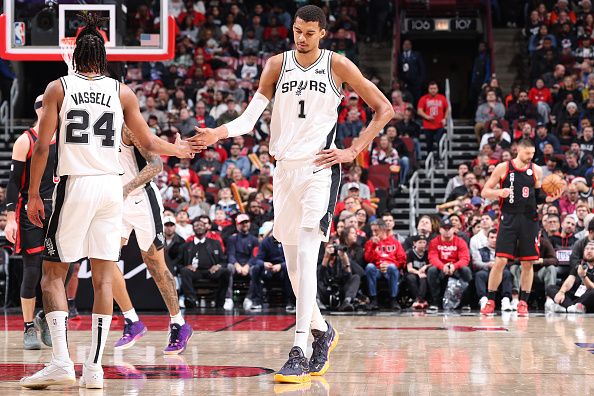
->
xmin=156 ymin=232 xmax=165 ymax=245
xmin=522 ymin=186 xmax=530 ymax=198
xmin=526 ymin=169 xmax=533 ymax=176
xmin=44 ymin=238 xmax=56 ymax=256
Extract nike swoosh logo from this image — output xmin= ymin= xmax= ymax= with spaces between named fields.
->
xmin=285 ymin=68 xmax=295 ymax=72
xmin=134 ymin=200 xmax=142 ymax=204
xmin=313 ymin=168 xmax=324 ymax=174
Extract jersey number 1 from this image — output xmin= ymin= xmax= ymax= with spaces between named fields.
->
xmin=64 ymin=109 xmax=115 ymax=147
xmin=298 ymin=100 xmax=306 ymax=118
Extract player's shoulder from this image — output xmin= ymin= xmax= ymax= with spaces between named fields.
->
xmin=265 ymin=53 xmax=285 ymax=69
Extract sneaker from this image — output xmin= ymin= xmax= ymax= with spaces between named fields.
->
xmin=389 ymin=299 xmax=402 ymax=311
xmin=20 ymin=358 xmax=76 ymax=389
xmin=223 ymin=298 xmax=234 ymax=311
xmin=114 ymin=319 xmax=147 ymax=350
xmin=517 ymin=300 xmax=529 ymax=317
xmin=250 ymin=304 xmax=263 ymax=312
xmin=412 ymin=300 xmax=424 ymax=310
xmin=554 ymin=303 xmax=567 ymax=313
xmin=79 ymin=363 xmax=103 ymax=389
xmin=23 ymin=327 xmax=41 ymax=350
xmin=163 ymin=323 xmax=193 ymax=355
xmin=427 ymin=305 xmax=439 ymax=313
xmin=338 ymin=299 xmax=354 ymax=312
xmin=479 ymin=296 xmax=488 ymax=310
xmin=461 ymin=305 xmax=471 ymax=312
xmin=511 ymin=299 xmax=519 ymax=311
xmin=285 ymin=304 xmax=296 ymax=314
xmin=480 ymin=300 xmax=496 ymax=316
xmin=243 ymin=298 xmax=253 ymax=310
xmin=309 ymin=322 xmax=339 ymax=376
xmin=274 ymin=346 xmax=311 ymax=384
xmin=567 ymin=303 xmax=586 ymax=314
xmin=67 ymin=300 xmax=79 ymax=320
xmin=34 ymin=311 xmax=52 ymax=347
xmin=544 ymin=299 xmax=556 ymax=314
xmin=501 ymin=297 xmax=513 ymax=312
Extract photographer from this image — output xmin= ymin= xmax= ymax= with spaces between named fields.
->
xmin=318 ymin=237 xmax=361 ymax=312
xmin=340 ymin=226 xmax=366 ymax=277
xmin=545 ymin=241 xmax=594 ymax=313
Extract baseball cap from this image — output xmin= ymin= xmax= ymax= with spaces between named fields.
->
xmin=536 ymin=121 xmax=546 ymax=128
xmin=471 ymin=196 xmax=483 ymax=206
xmin=346 ymin=182 xmax=360 ymax=190
xmin=237 ymin=213 xmax=250 ymax=223
xmin=462 ymin=203 xmax=475 ymax=212
xmin=518 ymin=115 xmax=527 ymax=122
xmin=164 ymin=216 xmax=176 ymax=225
xmin=440 ymin=218 xmax=454 ymax=229
xmin=259 ymin=221 xmax=273 ymax=236
xmin=413 ymin=234 xmax=427 ymax=242
xmin=567 ymin=102 xmax=578 ymax=109
xmin=349 ymin=93 xmax=358 ymax=100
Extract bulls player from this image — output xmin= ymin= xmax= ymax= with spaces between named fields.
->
xmin=192 ymin=5 xmax=394 ymax=383
xmin=112 ymin=125 xmax=192 ymax=354
xmin=20 ymin=13 xmax=199 ymax=390
xmin=480 ymin=138 xmax=563 ymax=316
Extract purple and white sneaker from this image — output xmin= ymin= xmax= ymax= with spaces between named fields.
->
xmin=114 ymin=319 xmax=147 ymax=350
xmin=163 ymin=323 xmax=193 ymax=355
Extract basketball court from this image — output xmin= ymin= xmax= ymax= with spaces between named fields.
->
xmin=0 ymin=311 xmax=592 ymax=394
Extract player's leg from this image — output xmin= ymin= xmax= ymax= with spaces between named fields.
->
xmin=516 ymin=216 xmax=540 ymax=316
xmin=65 ymin=261 xmax=80 ymax=318
xmin=20 ymin=253 xmax=42 ymax=350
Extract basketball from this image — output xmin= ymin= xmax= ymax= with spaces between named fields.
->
xmin=542 ymin=174 xmax=565 ymax=195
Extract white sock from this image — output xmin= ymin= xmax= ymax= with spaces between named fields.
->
xmin=86 ymin=314 xmax=112 ymax=368
xmin=292 ymin=228 xmax=326 ymax=351
xmin=170 ymin=312 xmax=185 ymax=325
xmin=45 ymin=311 xmax=72 ymax=364
xmin=122 ymin=308 xmax=139 ymax=323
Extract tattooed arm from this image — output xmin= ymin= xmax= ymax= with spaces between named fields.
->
xmin=122 ymin=125 xmax=164 ymax=198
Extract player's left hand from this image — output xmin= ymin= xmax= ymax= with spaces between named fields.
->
xmin=191 ymin=126 xmax=224 ymax=147
xmin=5 ymin=218 xmax=17 ymax=244
xmin=315 ymin=148 xmax=357 ymax=168
xmin=174 ymin=133 xmax=201 ymax=158
xmin=27 ymin=194 xmax=45 ymax=229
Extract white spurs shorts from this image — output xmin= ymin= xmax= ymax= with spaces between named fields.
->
xmin=121 ymin=182 xmax=165 ymax=252
xmin=44 ymin=174 xmax=123 ymax=263
xmin=272 ymin=160 xmax=341 ymax=245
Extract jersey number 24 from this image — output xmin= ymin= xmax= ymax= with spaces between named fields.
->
xmin=64 ymin=109 xmax=115 ymax=147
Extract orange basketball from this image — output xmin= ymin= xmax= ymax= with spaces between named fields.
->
xmin=542 ymin=174 xmax=565 ymax=195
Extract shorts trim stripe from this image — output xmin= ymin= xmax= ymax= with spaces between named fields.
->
xmin=319 ymin=123 xmax=341 ymax=236
xmin=495 ymin=252 xmax=515 ymax=259
xmin=145 ymin=184 xmax=164 ymax=250
xmin=26 ymin=246 xmax=45 ymax=255
xmin=43 ymin=176 xmax=68 ymax=262
xmin=518 ymin=256 xmax=539 ymax=261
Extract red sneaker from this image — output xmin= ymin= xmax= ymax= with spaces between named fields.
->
xmin=412 ymin=300 xmax=423 ymax=310
xmin=517 ymin=300 xmax=529 ymax=317
xmin=480 ymin=299 xmax=496 ymax=315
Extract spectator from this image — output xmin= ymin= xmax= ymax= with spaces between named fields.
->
xmin=444 ymin=163 xmax=469 ymax=202
xmin=180 ymin=219 xmax=229 ymax=308
xmin=163 ymin=215 xmax=186 ymax=274
xmin=175 ymin=108 xmax=200 ymax=137
xmin=559 ymin=183 xmax=582 ymax=215
xmin=469 ymin=42 xmax=491 ymax=109
xmin=535 ymin=123 xmax=562 ymax=159
xmin=174 ymin=210 xmax=193 ymax=240
xmin=403 ymin=214 xmax=437 ymax=251
xmin=241 ymin=28 xmax=261 ymax=53
xmin=198 ymin=215 xmax=225 ymax=251
xmin=225 ymin=213 xmax=259 ymax=310
xmin=172 ymin=158 xmax=199 ymax=186
xmin=245 ymin=200 xmax=271 ymax=235
xmin=339 ymin=166 xmax=371 ymax=200
xmin=426 ymin=218 xmax=472 ymax=312
xmin=334 ymin=183 xmax=376 ymax=217
xmin=418 ymin=81 xmax=449 ymax=157
xmin=339 ymin=93 xmax=367 ymax=124
xmin=194 ymin=147 xmax=222 ymax=185
xmin=479 ymin=120 xmax=512 ymax=151
xmin=470 ymin=213 xmax=494 ymax=265
xmin=382 ymin=212 xmax=406 ymax=244
xmin=474 ymin=90 xmax=506 ymax=142
xmin=406 ymin=235 xmax=430 ymax=309
xmin=446 ymin=172 xmax=477 ymax=202
xmin=226 ymin=76 xmax=246 ymax=104
xmin=475 ymin=229 xmax=514 ymax=311
xmin=570 ymin=219 xmax=594 ymax=269
xmin=529 ymin=78 xmax=553 ymax=122
xmin=318 ymin=237 xmax=361 ymax=312
xmin=247 ymin=232 xmax=294 ymax=312
xmin=217 ymin=98 xmax=242 ymax=126
xmin=337 ymin=108 xmax=364 ymax=148
xmin=398 ymin=39 xmax=425 ymax=103
xmin=209 ymin=187 xmax=240 ymax=220
xmin=396 ymin=107 xmax=422 ymax=161
xmin=185 ymin=186 xmax=210 ymax=220
xmin=545 ymin=240 xmax=594 ymax=313
xmin=221 ymin=14 xmax=243 ymax=45
xmin=506 ymin=90 xmax=538 ymax=124
xmin=364 ymin=219 xmax=406 ymax=310
xmin=221 ymin=143 xmax=252 ymax=177
xmin=384 ymin=125 xmax=412 ymax=185
xmin=391 ymin=90 xmax=410 ymax=121
xmin=194 ymin=100 xmax=216 ymax=129
xmin=371 ymin=135 xmax=409 ymax=187
xmin=142 ymin=96 xmax=168 ymax=130
xmin=163 ymin=186 xmax=187 ymax=212
xmin=262 ymin=28 xmax=290 ymax=55
xmin=341 ymin=226 xmax=366 ymax=276
xmin=235 ymin=49 xmax=262 ymax=81
xmin=550 ymin=215 xmax=578 ymax=249
xmin=544 ymin=214 xmax=562 ymax=238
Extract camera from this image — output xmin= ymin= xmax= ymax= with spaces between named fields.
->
xmin=582 ymin=262 xmax=589 ymax=271
xmin=331 ymin=244 xmax=348 ymax=255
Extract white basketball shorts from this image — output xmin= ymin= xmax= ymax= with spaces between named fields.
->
xmin=121 ymin=182 xmax=164 ymax=252
xmin=272 ymin=160 xmax=341 ymax=245
xmin=44 ymin=174 xmax=123 ymax=263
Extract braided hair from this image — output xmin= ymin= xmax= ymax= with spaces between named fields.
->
xmin=72 ymin=12 xmax=108 ymax=74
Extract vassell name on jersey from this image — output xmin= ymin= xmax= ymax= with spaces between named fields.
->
xmin=70 ymin=91 xmax=112 ymax=108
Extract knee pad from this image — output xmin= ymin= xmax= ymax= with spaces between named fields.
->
xmin=20 ymin=254 xmax=42 ymax=299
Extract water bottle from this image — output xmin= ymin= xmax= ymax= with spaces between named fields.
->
xmin=192 ymin=256 xmax=199 ymax=270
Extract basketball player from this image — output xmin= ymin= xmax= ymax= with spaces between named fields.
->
xmin=5 ymin=95 xmax=55 ymax=350
xmin=480 ymin=138 xmax=562 ymax=316
xmin=20 ymin=13 xmax=199 ymax=390
xmin=112 ymin=125 xmax=192 ymax=354
xmin=192 ymin=5 xmax=394 ymax=383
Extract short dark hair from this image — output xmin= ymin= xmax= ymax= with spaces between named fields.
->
xmin=370 ymin=219 xmax=387 ymax=230
xmin=428 ymin=81 xmax=438 ymax=87
xmin=488 ymin=228 xmax=498 ymax=236
xmin=294 ymin=5 xmax=327 ymax=29
xmin=198 ymin=214 xmax=211 ymax=224
xmin=518 ymin=138 xmax=535 ymax=148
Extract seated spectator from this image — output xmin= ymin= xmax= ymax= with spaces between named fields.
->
xmin=226 ymin=76 xmax=246 ymax=104
xmin=559 ymin=182 xmax=582 ymax=215
xmin=475 ymin=229 xmax=514 ymax=311
xmin=385 ymin=125 xmax=412 ymax=185
xmin=175 ymin=108 xmax=200 ymax=137
xmin=172 ymin=158 xmax=199 ymax=186
xmin=241 ymin=28 xmax=261 ymax=53
xmin=470 ymin=213 xmax=494 ymax=265
xmin=217 ymin=97 xmax=242 ymax=126
xmin=334 ymin=183 xmax=376 ymax=217
xmin=535 ymin=123 xmax=562 ymax=159
xmin=247 ymin=231 xmax=294 ymax=312
xmin=403 ymin=214 xmax=437 ymax=250
xmin=364 ymin=219 xmax=406 ymax=310
xmin=337 ymin=108 xmax=364 ymax=148
xmin=142 ymin=96 xmax=168 ymax=130
xmin=194 ymin=147 xmax=222 ymax=185
xmin=221 ymin=143 xmax=252 ymax=177
xmin=221 ymin=14 xmax=243 ymax=45
xmin=194 ymin=100 xmax=216 ymax=129
xmin=209 ymin=91 xmax=228 ymax=120
xmin=529 ymin=24 xmax=557 ymax=54
xmin=198 ymin=214 xmax=225 ymax=251
xmin=245 ymin=199 xmax=272 ymax=235
xmin=341 ymin=226 xmax=366 ymax=275
xmin=563 ymin=151 xmax=587 ymax=177
xmin=550 ymin=214 xmax=578 ymax=250
xmin=225 ymin=213 xmax=259 ymax=310
xmin=339 ymin=93 xmax=367 ymax=124
xmin=544 ymin=213 xmax=562 ymax=238
xmin=329 ymin=28 xmax=357 ymax=62
xmin=506 ymin=90 xmax=538 ymax=125
xmin=180 ymin=219 xmax=229 ymax=309
xmin=235 ymin=49 xmax=262 ymax=81
xmin=339 ymin=166 xmax=371 ymax=200
xmin=426 ymin=218 xmax=472 ymax=312
xmin=479 ymin=120 xmax=512 ymax=151
xmin=371 ymin=135 xmax=409 ymax=187
xmin=395 ymin=106 xmax=422 ymax=161
xmin=446 ymin=172 xmax=477 ymax=202
xmin=545 ymin=240 xmax=594 ymax=313
xmin=444 ymin=163 xmax=468 ymax=202
xmin=163 ymin=215 xmax=186 ymax=274
xmin=575 ymin=201 xmax=590 ymax=232
xmin=318 ymin=236 xmax=361 ymax=312
xmin=474 ymin=90 xmax=506 ymax=142
xmin=184 ymin=186 xmax=210 ymax=220
xmin=557 ymin=103 xmax=580 ymax=133
xmin=209 ymin=187 xmax=240 ymax=220
xmin=163 ymin=186 xmax=188 ymax=212
xmin=262 ymin=28 xmax=290 ymax=55
xmin=391 ymin=90 xmax=410 ymax=121
xmin=175 ymin=210 xmax=193 ymax=240
xmin=406 ymin=235 xmax=430 ymax=309
xmin=382 ymin=211 xmax=406 ymax=244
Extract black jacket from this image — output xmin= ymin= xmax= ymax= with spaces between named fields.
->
xmin=182 ymin=237 xmax=226 ymax=271
xmin=164 ymin=233 xmax=186 ymax=274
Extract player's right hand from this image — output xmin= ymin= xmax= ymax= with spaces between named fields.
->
xmin=191 ymin=126 xmax=225 ymax=147
xmin=27 ymin=194 xmax=45 ymax=229
xmin=5 ymin=218 xmax=17 ymax=244
xmin=498 ymin=188 xmax=512 ymax=198
xmin=174 ymin=133 xmax=203 ymax=158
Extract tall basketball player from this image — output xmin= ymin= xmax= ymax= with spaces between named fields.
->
xmin=192 ymin=5 xmax=394 ymax=383
xmin=112 ymin=125 xmax=192 ymax=354
xmin=20 ymin=14 xmax=200 ymax=390
xmin=480 ymin=138 xmax=563 ymax=316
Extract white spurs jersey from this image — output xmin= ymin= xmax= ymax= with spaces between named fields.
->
xmin=57 ymin=73 xmax=124 ymax=176
xmin=119 ymin=140 xmax=153 ymax=196
xmin=270 ymin=49 xmax=342 ymax=162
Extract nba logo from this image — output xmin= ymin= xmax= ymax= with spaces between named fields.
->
xmin=14 ymin=22 xmax=25 ymax=46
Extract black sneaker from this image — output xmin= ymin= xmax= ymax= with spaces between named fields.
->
xmin=309 ymin=321 xmax=339 ymax=376
xmin=338 ymin=298 xmax=354 ymax=312
xmin=368 ymin=297 xmax=379 ymax=311
xmin=67 ymin=299 xmax=79 ymax=319
xmin=274 ymin=346 xmax=310 ymax=383
xmin=390 ymin=300 xmax=402 ymax=312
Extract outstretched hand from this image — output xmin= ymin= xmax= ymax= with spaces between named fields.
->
xmin=190 ymin=126 xmax=223 ymax=148
xmin=545 ymin=186 xmax=564 ymax=203
xmin=174 ymin=133 xmax=202 ymax=158
xmin=314 ymin=148 xmax=357 ymax=168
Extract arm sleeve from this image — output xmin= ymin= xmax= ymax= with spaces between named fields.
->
xmin=6 ymin=159 xmax=25 ymax=212
xmin=224 ymin=92 xmax=270 ymax=137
